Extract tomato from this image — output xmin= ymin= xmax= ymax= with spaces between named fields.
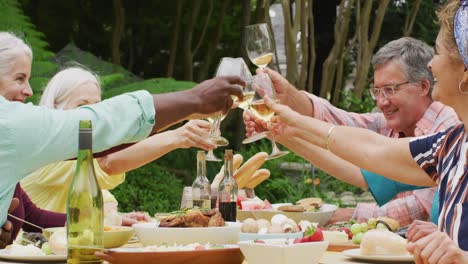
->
xmin=302 ymin=226 xmax=324 ymax=242
xmin=340 ymin=227 xmax=353 ymax=240
xmin=293 ymin=238 xmax=302 ymax=244
xmin=254 ymin=239 xmax=265 ymax=244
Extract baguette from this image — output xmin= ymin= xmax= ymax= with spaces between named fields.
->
xmin=212 ymin=154 xmax=243 ymax=188
xmin=234 ymin=152 xmax=268 ymax=189
xmin=245 ymin=169 xmax=271 ymax=189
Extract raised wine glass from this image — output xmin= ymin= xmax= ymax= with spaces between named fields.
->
xmin=245 ymin=23 xmax=274 ymax=69
xmin=242 ymin=23 xmax=274 ymax=144
xmin=248 ymin=72 xmax=289 ymax=160
xmin=206 ymin=58 xmax=250 ymax=162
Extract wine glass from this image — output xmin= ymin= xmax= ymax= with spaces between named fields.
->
xmin=245 ymin=23 xmax=274 ymax=69
xmin=247 ymin=72 xmax=289 ymax=160
xmin=242 ymin=23 xmax=274 ymax=144
xmin=206 ymin=58 xmax=246 ymax=162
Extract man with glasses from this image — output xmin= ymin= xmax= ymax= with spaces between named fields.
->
xmin=244 ymin=37 xmax=459 ymax=227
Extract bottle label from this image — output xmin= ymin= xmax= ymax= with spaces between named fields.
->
xmin=79 ymin=127 xmax=92 ymax=149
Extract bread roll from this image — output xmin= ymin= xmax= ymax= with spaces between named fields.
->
xmin=245 ymin=169 xmax=270 ymax=188
xmin=212 ymin=154 xmax=243 ymax=188
xmin=234 ymin=152 xmax=268 ymax=188
xmin=360 ymin=229 xmax=409 ymax=256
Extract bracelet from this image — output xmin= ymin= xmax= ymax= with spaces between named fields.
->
xmin=326 ymin=125 xmax=336 ymax=151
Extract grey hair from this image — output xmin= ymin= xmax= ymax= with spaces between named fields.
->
xmin=0 ymin=32 xmax=33 ymax=76
xmin=39 ymin=66 xmax=101 ymax=110
xmin=372 ymin=37 xmax=435 ymax=92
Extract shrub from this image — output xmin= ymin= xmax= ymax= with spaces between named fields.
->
xmin=112 ymin=162 xmax=184 ymax=214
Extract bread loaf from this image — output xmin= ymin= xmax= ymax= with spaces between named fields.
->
xmin=245 ymin=169 xmax=270 ymax=188
xmin=212 ymin=153 xmax=243 ymax=188
xmin=234 ymin=152 xmax=268 ymax=188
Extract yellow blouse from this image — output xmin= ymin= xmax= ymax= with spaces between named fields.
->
xmin=21 ymin=160 xmax=125 ymax=213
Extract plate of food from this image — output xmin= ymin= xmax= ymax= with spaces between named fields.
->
xmin=134 ymin=209 xmax=242 ymax=246
xmin=0 ymin=246 xmax=66 ymax=262
xmin=342 ymin=229 xmax=414 ymax=262
xmin=342 ymin=248 xmax=413 ymax=262
xmin=97 ymin=243 xmax=244 ymax=264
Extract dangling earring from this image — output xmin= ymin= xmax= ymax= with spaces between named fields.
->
xmin=458 ymin=81 xmax=468 ymax=94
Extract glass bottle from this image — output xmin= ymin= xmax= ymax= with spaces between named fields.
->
xmin=218 ymin=149 xmax=238 ymax=221
xmin=67 ymin=120 xmax=103 ymax=264
xmin=192 ymin=151 xmax=211 ymax=209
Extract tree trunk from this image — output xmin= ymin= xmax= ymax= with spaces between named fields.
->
xmin=240 ymin=0 xmax=251 ymax=61
xmin=319 ymin=0 xmax=353 ymax=100
xmin=353 ymin=0 xmax=390 ymax=98
xmin=183 ymin=0 xmax=202 ymax=81
xmin=403 ymin=0 xmax=422 ymax=36
xmin=306 ymin=0 xmax=315 ymax=93
xmin=281 ymin=0 xmax=299 ymax=86
xmin=111 ymin=0 xmax=125 ymax=69
xmin=197 ymin=0 xmax=231 ymax=81
xmin=167 ymin=1 xmax=184 ymax=77
xmin=298 ymin=0 xmax=309 ymax=90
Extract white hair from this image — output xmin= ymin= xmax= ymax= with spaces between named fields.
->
xmin=39 ymin=67 xmax=101 ymax=109
xmin=0 ymin=32 xmax=33 ymax=76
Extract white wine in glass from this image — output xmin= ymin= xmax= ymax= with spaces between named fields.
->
xmin=245 ymin=23 xmax=274 ymax=69
xmin=245 ymin=73 xmax=289 ymax=160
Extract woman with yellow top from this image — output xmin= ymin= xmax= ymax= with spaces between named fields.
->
xmin=21 ymin=67 xmax=216 ymax=224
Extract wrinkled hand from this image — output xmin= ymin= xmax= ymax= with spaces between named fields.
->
xmin=407 ymin=231 xmax=468 ymax=264
xmin=191 ymin=76 xmax=244 ymax=115
xmin=173 ymin=120 xmax=217 ymax=151
xmin=121 ymin=212 xmax=152 ymax=226
xmin=263 ymin=96 xmax=305 ymax=138
xmin=326 ymin=208 xmax=355 ymax=225
xmin=260 ymin=68 xmax=295 ymax=105
xmin=406 ymin=220 xmax=438 ymax=242
xmin=0 ymin=198 xmax=19 ymax=249
xmin=243 ymin=110 xmax=268 ymax=137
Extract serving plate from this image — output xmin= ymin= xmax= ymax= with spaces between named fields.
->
xmin=97 ymin=245 xmax=243 ymax=264
xmin=342 ymin=248 xmax=414 ymax=262
xmin=239 ymin=204 xmax=338 ymax=227
xmin=133 ymin=222 xmax=242 ymax=246
xmin=0 ymin=248 xmax=66 ymax=262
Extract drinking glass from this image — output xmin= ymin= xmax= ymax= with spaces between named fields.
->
xmin=242 ymin=23 xmax=274 ymax=144
xmin=245 ymin=23 xmax=274 ymax=69
xmin=247 ymin=72 xmax=289 ymax=160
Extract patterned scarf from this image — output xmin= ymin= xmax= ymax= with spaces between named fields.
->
xmin=455 ymin=0 xmax=468 ymax=69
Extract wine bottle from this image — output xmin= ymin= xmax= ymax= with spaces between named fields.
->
xmin=191 ymin=151 xmax=211 ymax=210
xmin=66 ymin=120 xmax=103 ymax=264
xmin=218 ymin=149 xmax=237 ymax=221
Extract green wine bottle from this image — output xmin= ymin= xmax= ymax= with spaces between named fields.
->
xmin=66 ymin=120 xmax=103 ymax=264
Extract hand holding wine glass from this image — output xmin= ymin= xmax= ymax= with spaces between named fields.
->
xmin=247 ymin=72 xmax=289 ymax=160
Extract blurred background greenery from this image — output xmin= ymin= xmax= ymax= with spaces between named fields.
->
xmin=0 ymin=0 xmax=442 ymax=214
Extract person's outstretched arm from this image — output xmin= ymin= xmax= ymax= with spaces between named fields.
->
xmin=97 ymin=120 xmax=215 ymax=175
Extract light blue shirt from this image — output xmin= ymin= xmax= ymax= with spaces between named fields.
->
xmin=0 ymin=90 xmax=155 ymax=224
xmin=361 ymin=169 xmax=439 ymax=224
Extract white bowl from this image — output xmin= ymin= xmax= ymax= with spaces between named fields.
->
xmin=249 ymin=204 xmax=338 ymax=227
xmin=239 ymin=239 xmax=328 ymax=264
xmin=133 ymin=222 xmax=242 ymax=246
xmin=239 ymin=231 xmax=302 ymax=241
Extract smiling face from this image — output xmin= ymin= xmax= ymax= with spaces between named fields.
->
xmin=61 ymin=82 xmax=101 ymax=110
xmin=373 ymin=60 xmax=431 ymax=136
xmin=0 ymin=53 xmax=32 ymax=102
xmin=428 ymin=29 xmax=465 ymax=107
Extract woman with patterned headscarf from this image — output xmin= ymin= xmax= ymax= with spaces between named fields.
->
xmin=262 ymin=0 xmax=468 ymax=262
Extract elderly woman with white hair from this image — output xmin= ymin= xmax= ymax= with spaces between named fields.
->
xmin=21 ymin=66 xmax=216 ymax=224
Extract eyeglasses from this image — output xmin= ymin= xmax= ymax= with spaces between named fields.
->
xmin=369 ymin=80 xmax=412 ymax=100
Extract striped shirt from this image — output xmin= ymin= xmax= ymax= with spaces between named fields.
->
xmin=410 ymin=124 xmax=468 ymax=250
xmin=307 ymin=92 xmax=460 ymax=224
